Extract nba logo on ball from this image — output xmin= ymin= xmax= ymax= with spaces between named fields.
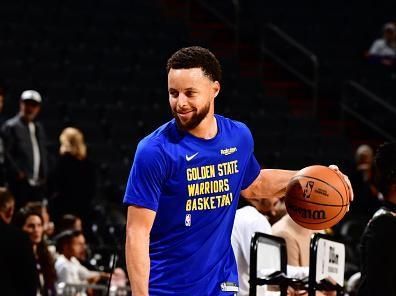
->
xmin=185 ymin=214 xmax=191 ymax=226
xmin=285 ymin=165 xmax=350 ymax=230
xmin=303 ymin=181 xmax=314 ymax=199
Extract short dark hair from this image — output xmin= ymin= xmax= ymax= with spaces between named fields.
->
xmin=55 ymin=229 xmax=83 ymax=253
xmin=0 ymin=188 xmax=14 ymax=211
xmin=25 ymin=201 xmax=45 ymax=214
xmin=14 ymin=207 xmax=43 ymax=228
xmin=375 ymin=142 xmax=396 ymax=196
xmin=57 ymin=214 xmax=80 ymax=234
xmin=166 ymin=46 xmax=222 ymax=82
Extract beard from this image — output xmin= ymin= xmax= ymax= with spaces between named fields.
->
xmin=172 ymin=102 xmax=211 ymax=131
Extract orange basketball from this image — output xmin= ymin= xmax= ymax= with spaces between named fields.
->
xmin=285 ymin=165 xmax=350 ymax=230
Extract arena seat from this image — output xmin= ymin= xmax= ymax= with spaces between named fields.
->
xmin=250 ymin=232 xmax=288 ymax=296
xmin=308 ymin=233 xmax=346 ymax=296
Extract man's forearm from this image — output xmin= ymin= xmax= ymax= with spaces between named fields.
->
xmin=126 ymin=232 xmax=150 ymax=296
xmin=242 ymin=169 xmax=296 ymax=199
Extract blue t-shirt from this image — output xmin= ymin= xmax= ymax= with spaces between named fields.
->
xmin=123 ymin=114 xmax=261 ymax=296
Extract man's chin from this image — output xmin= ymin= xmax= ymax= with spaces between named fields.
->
xmin=175 ymin=116 xmax=200 ymax=131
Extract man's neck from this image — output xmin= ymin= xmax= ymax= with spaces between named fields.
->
xmin=188 ymin=114 xmax=217 ymax=140
xmin=19 ymin=113 xmax=32 ymax=123
xmin=62 ymin=252 xmax=73 ymax=260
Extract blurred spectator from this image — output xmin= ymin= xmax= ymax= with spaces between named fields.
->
xmin=332 ymin=145 xmax=381 ymax=279
xmin=0 ymin=136 xmax=5 ymax=187
xmin=231 ymin=198 xmax=275 ymax=296
xmin=348 ymin=144 xmax=381 ymax=221
xmin=0 ymin=186 xmax=14 ymax=224
xmin=232 ymin=197 xmax=294 ymax=296
xmin=358 ymin=142 xmax=396 ymax=296
xmin=25 ymin=200 xmax=55 ymax=238
xmin=272 ymin=215 xmax=331 ymax=296
xmin=54 ymin=230 xmax=108 ymax=286
xmin=56 ymin=214 xmax=83 ymax=234
xmin=368 ymin=22 xmax=396 ymax=66
xmin=262 ymin=196 xmax=287 ymax=225
xmin=272 ymin=214 xmax=316 ymax=267
xmin=110 ymin=267 xmax=128 ymax=288
xmin=0 ymin=88 xmax=6 ymax=186
xmin=0 ymin=188 xmax=38 ymax=296
xmin=14 ymin=207 xmax=57 ymax=296
xmin=54 ymin=214 xmax=108 ymax=280
xmin=49 ymin=127 xmax=96 ymax=221
xmin=2 ymin=90 xmax=48 ymax=207
xmin=0 ymin=87 xmax=6 ymax=125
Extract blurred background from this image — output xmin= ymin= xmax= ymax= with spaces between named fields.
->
xmin=0 ymin=0 xmax=394 ymax=293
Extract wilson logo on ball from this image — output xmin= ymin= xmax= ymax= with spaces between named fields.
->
xmin=303 ymin=181 xmax=314 ymax=199
xmin=288 ymin=204 xmax=326 ymax=220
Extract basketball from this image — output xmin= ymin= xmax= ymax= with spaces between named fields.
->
xmin=285 ymin=165 xmax=350 ymax=230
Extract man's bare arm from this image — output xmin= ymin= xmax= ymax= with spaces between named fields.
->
xmin=241 ymin=166 xmax=353 ymax=203
xmin=241 ymin=169 xmax=296 ymax=199
xmin=125 ymin=205 xmax=156 ymax=296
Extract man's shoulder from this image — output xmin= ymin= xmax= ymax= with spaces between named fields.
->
xmin=144 ymin=120 xmax=175 ymax=140
xmin=235 ymin=206 xmax=270 ymax=229
xmin=0 ymin=221 xmax=29 ymax=244
xmin=368 ymin=208 xmax=396 ymax=229
xmin=137 ymin=120 xmax=176 ymax=154
xmin=0 ymin=223 xmax=36 ymax=271
xmin=217 ymin=114 xmax=250 ymax=131
xmin=55 ymin=254 xmax=69 ymax=268
xmin=216 ymin=115 xmax=252 ymax=142
xmin=3 ymin=115 xmax=21 ymax=128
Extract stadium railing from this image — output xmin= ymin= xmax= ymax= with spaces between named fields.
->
xmin=56 ymin=282 xmax=131 ymax=296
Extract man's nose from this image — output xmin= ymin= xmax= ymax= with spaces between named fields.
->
xmin=177 ymin=93 xmax=188 ymax=108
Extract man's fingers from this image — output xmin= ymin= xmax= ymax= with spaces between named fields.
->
xmin=329 ymin=164 xmax=354 ymax=203
xmin=344 ymin=174 xmax=354 ymax=202
xmin=329 ymin=164 xmax=339 ymax=171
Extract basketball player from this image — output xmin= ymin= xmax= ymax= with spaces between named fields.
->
xmin=358 ymin=142 xmax=396 ymax=296
xmin=123 ymin=46 xmax=353 ymax=296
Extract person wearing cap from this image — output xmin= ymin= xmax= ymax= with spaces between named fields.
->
xmin=368 ymin=22 xmax=396 ymax=66
xmin=1 ymin=90 xmax=48 ymax=208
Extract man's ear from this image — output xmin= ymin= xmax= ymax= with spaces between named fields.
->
xmin=213 ymin=81 xmax=220 ymax=98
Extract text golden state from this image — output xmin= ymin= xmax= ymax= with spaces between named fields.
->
xmin=185 ymin=161 xmax=239 ymax=211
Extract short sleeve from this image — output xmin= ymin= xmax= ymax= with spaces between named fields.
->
xmin=123 ymin=139 xmax=168 ymax=212
xmin=240 ymin=125 xmax=260 ymax=189
xmin=241 ymin=154 xmax=260 ymax=189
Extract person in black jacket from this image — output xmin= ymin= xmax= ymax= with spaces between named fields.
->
xmin=358 ymin=142 xmax=396 ymax=296
xmin=49 ymin=127 xmax=96 ymax=222
xmin=1 ymin=90 xmax=48 ymax=208
xmin=0 ymin=188 xmax=38 ymax=296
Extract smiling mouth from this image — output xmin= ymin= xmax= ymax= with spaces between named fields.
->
xmin=177 ymin=110 xmax=193 ymax=115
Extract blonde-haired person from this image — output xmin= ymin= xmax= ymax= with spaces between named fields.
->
xmin=49 ymin=127 xmax=96 ymax=222
xmin=59 ymin=127 xmax=87 ymax=160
